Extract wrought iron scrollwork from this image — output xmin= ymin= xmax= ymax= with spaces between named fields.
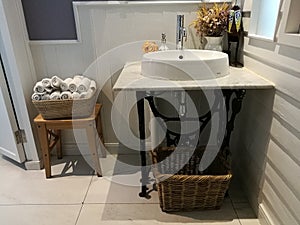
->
xmin=221 ymin=89 xmax=246 ymax=149
xmin=136 ymin=89 xmax=246 ymax=198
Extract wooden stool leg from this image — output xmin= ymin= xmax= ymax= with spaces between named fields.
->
xmin=36 ymin=124 xmax=51 ymax=178
xmin=86 ymin=121 xmax=102 ymax=177
xmin=96 ymin=114 xmax=106 ymax=158
xmin=55 ymin=129 xmax=62 ymax=159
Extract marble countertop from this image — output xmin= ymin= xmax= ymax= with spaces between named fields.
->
xmin=113 ymin=61 xmax=275 ymax=91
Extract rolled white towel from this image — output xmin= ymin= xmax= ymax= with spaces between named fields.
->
xmin=31 ymin=93 xmax=42 ymax=101
xmin=45 ymin=87 xmax=53 ymax=93
xmin=41 ymin=78 xmax=51 ymax=87
xmin=89 ymin=80 xmax=97 ymax=92
xmin=78 ymin=77 xmax=91 ymax=93
xmin=72 ymin=92 xmax=80 ymax=100
xmin=50 ymin=91 xmax=61 ymax=100
xmin=33 ymin=81 xmax=45 ymax=93
xmin=79 ymin=92 xmax=88 ymax=99
xmin=79 ymin=89 xmax=93 ymax=99
xmin=60 ymin=78 xmax=73 ymax=91
xmin=51 ymin=76 xmax=63 ymax=89
xmin=68 ymin=77 xmax=81 ymax=93
xmin=41 ymin=94 xmax=50 ymax=100
xmin=74 ymin=74 xmax=84 ymax=80
xmin=60 ymin=91 xmax=72 ymax=100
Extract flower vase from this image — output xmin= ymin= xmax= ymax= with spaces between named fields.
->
xmin=204 ymin=36 xmax=223 ymax=51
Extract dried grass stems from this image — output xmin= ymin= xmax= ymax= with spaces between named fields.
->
xmin=191 ymin=3 xmax=230 ymax=38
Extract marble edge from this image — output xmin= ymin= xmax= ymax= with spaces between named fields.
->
xmin=113 ymin=62 xmax=275 ymax=91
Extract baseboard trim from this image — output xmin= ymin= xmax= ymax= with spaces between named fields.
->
xmin=24 ymin=160 xmax=42 ymax=170
xmin=258 ymin=204 xmax=274 ymax=225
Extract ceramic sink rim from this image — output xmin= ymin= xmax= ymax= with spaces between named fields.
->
xmin=142 ymin=49 xmax=229 ymax=62
xmin=141 ymin=49 xmax=230 ymax=81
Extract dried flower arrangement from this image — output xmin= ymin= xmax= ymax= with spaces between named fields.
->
xmin=191 ymin=3 xmax=229 ymax=37
xmin=142 ymin=41 xmax=158 ymax=53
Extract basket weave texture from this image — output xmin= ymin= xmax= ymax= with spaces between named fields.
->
xmin=32 ymin=91 xmax=97 ymax=119
xmin=151 ymin=146 xmax=232 ymax=212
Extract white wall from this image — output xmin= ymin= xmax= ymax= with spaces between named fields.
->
xmin=30 ymin=2 xmax=203 ymax=154
xmin=231 ymin=0 xmax=300 ymax=224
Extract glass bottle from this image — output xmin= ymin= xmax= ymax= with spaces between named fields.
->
xmin=159 ymin=33 xmax=169 ymax=51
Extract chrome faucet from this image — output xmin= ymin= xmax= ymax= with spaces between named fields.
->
xmin=176 ymin=15 xmax=187 ymax=50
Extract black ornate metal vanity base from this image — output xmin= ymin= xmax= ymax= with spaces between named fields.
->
xmin=136 ymin=89 xmax=246 ymax=198
xmin=136 ymin=91 xmax=151 ymax=199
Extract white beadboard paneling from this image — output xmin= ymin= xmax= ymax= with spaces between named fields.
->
xmin=259 ymin=200 xmax=284 ymax=225
xmin=106 ymin=7 xmax=137 ymax=49
xmin=278 ymin=44 xmax=300 ymax=61
xmin=89 ymin=4 xmax=201 ymax=53
xmin=265 ymin=163 xmax=300 ymax=223
xmin=261 ymin=179 xmax=299 ymax=225
xmin=91 ymin=8 xmax=111 ymax=56
xmin=244 ymin=37 xmax=300 ymax=72
xmin=108 ymin=41 xmax=145 ymax=76
xmin=273 ymin=93 xmax=300 ymax=133
xmin=42 ymin=45 xmax=61 ymax=75
xmin=162 ymin=9 xmax=177 ymax=45
xmin=267 ymin=140 xmax=300 ymax=198
xmin=270 ymin=116 xmax=300 ymax=165
xmin=30 ymin=45 xmax=47 ymax=80
xmin=31 ymin=44 xmax=90 ymax=79
xmin=133 ymin=7 xmax=164 ymax=40
xmin=54 ymin=45 xmax=86 ymax=77
xmin=78 ymin=7 xmax=97 ymax=69
xmin=244 ymin=56 xmax=300 ymax=100
xmin=87 ymin=53 xmax=112 ymax=86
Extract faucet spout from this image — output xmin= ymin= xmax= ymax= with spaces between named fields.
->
xmin=176 ymin=15 xmax=187 ymax=50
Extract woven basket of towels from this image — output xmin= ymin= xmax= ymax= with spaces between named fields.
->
xmin=32 ymin=75 xmax=97 ymax=119
xmin=150 ymin=146 xmax=232 ymax=212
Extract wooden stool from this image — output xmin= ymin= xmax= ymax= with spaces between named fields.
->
xmin=34 ymin=103 xmax=105 ymax=178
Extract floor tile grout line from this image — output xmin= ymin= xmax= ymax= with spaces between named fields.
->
xmin=229 ymin=195 xmax=243 ymax=225
xmin=81 ymin=202 xmax=160 ymax=205
xmin=74 ymin=174 xmax=95 ymax=225
xmin=74 ymin=203 xmax=84 ymax=225
xmin=82 ymin=174 xmax=95 ymax=204
xmin=0 ymin=203 xmax=83 ymax=206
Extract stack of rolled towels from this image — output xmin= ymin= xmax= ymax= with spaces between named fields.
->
xmin=31 ymin=75 xmax=96 ymax=101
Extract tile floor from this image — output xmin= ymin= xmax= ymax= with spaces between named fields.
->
xmin=0 ymin=153 xmax=261 ymax=225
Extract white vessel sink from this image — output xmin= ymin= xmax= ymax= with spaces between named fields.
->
xmin=141 ymin=50 xmax=229 ymax=81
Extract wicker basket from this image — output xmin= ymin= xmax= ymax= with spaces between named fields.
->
xmin=151 ymin=146 xmax=232 ymax=212
xmin=32 ymin=91 xmax=97 ymax=119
